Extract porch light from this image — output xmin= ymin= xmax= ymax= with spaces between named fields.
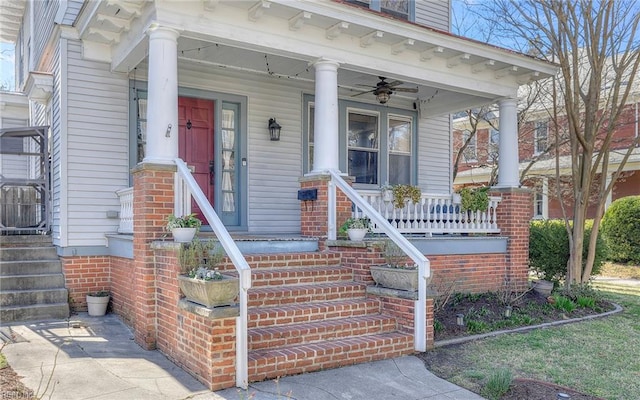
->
xmin=268 ymin=118 xmax=282 ymax=141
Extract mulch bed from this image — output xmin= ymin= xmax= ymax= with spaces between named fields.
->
xmin=434 ymin=290 xmax=613 ymax=341
xmin=0 ymin=363 xmax=34 ymax=399
xmin=421 ymin=290 xmax=614 ymax=399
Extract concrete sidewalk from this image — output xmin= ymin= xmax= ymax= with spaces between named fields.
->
xmin=1 ymin=314 xmax=484 ymax=400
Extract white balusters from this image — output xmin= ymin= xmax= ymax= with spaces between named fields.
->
xmin=355 ymin=189 xmax=501 ymax=235
xmin=116 ymin=187 xmax=134 ymax=234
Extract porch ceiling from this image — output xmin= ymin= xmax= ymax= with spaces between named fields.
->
xmin=0 ymin=0 xmax=25 ymax=43
xmin=73 ymin=0 xmax=558 ymax=116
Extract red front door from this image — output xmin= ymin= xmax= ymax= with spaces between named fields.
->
xmin=178 ymin=97 xmax=215 ymax=222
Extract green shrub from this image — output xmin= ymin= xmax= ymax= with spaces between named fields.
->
xmin=551 ymin=295 xmax=577 ymax=312
xmin=576 ymin=296 xmax=596 ymax=309
xmin=529 ymin=219 xmax=607 ymax=282
xmin=481 ymin=368 xmax=513 ymax=400
xmin=601 ymin=196 xmax=640 ymax=264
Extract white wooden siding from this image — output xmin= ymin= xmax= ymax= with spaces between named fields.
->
xmin=63 ymin=40 xmax=129 ymax=246
xmin=177 ymin=62 xmax=309 ymax=234
xmin=418 ymin=115 xmax=451 ymax=193
xmin=50 ymin=40 xmax=63 ymax=246
xmin=58 ymin=0 xmax=83 ymax=25
xmin=33 ymin=1 xmax=59 ymax=71
xmin=415 ymin=0 xmax=450 ymax=31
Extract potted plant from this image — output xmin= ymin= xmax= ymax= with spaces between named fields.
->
xmin=370 ymin=241 xmax=422 ymax=291
xmin=166 ymin=213 xmax=202 ymax=243
xmin=339 ymin=217 xmax=371 ymax=242
xmin=391 ymin=184 xmax=421 ymax=209
xmin=380 ymin=184 xmax=394 ymax=203
xmin=177 ymin=239 xmax=239 ymax=308
xmin=86 ymin=290 xmax=110 ymax=316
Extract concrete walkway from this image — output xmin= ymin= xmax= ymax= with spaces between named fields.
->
xmin=1 ymin=314 xmax=484 ymax=400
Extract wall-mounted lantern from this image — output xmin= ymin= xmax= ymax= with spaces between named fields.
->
xmin=268 ymin=118 xmax=282 ymax=141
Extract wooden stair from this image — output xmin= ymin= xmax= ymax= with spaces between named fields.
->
xmin=241 ymin=252 xmax=414 ymax=382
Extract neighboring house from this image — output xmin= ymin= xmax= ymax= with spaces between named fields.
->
xmin=0 ymin=0 xmax=556 ymax=391
xmin=453 ymin=95 xmax=640 ymax=219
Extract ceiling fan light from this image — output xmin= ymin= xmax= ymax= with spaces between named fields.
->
xmin=376 ymin=90 xmax=390 ymax=104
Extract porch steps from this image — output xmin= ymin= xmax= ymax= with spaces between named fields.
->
xmin=0 ymin=235 xmax=69 ymax=324
xmin=242 ymin=252 xmax=414 ymax=382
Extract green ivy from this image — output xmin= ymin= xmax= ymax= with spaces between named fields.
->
xmin=458 ymin=186 xmax=490 ymax=211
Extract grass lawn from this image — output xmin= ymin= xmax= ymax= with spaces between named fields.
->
xmin=423 ymin=285 xmax=640 ymax=400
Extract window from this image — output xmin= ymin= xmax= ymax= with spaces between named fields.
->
xmin=462 ymin=130 xmax=477 ymax=161
xmin=388 ymin=116 xmax=412 ymax=184
xmin=307 ymin=104 xmax=314 ymax=172
xmin=534 ymin=191 xmax=544 ymax=218
xmin=348 ymin=110 xmax=379 ymax=184
xmin=345 ymin=0 xmax=413 ymax=21
xmin=534 ymin=121 xmax=548 ymax=154
xmin=303 ymin=96 xmax=416 ymax=185
xmin=488 ymin=128 xmax=499 ymax=158
xmin=381 ymin=0 xmax=409 ymax=20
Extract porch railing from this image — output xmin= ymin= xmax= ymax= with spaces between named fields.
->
xmin=327 ymin=170 xmax=430 ymax=352
xmin=115 ymin=187 xmax=133 ymax=234
xmin=174 ymin=158 xmax=252 ymax=390
xmin=355 ymin=190 xmax=501 ymax=235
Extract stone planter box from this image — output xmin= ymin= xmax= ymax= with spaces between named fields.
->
xmin=178 ymin=274 xmax=239 ymax=308
xmin=370 ymin=265 xmax=419 ymax=292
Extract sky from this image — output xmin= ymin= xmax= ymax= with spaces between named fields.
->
xmin=1 ymin=42 xmax=15 ymax=91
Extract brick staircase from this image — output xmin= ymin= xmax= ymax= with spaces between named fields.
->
xmin=241 ymin=252 xmax=415 ymax=382
xmin=0 ymin=235 xmax=69 ymax=323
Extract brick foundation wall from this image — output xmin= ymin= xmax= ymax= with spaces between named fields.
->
xmin=428 ymin=254 xmax=507 ymax=293
xmin=154 ymin=246 xmax=238 ymax=391
xmin=60 ymin=256 xmax=110 ymax=312
xmin=110 ymin=256 xmax=136 ymax=326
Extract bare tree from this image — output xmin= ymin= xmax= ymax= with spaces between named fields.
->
xmin=482 ymin=0 xmax=640 ymax=285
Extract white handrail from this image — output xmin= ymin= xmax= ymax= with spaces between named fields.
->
xmin=174 ymin=158 xmax=252 ymax=389
xmin=327 ymin=171 xmax=430 ymax=352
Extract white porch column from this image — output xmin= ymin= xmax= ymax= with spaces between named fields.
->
xmin=143 ymin=25 xmax=180 ymax=164
xmin=496 ymin=98 xmax=520 ymax=188
xmin=310 ymin=59 xmax=341 ymax=174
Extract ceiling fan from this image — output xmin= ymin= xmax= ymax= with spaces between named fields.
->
xmin=352 ymin=76 xmax=419 ymax=104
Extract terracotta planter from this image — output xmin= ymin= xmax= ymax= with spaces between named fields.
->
xmin=172 ymin=227 xmax=197 ymax=243
xmin=86 ymin=294 xmax=110 ymax=316
xmin=178 ymin=274 xmax=239 ymax=308
xmin=347 ymin=228 xmax=368 ymax=242
xmin=370 ymin=265 xmax=420 ymax=291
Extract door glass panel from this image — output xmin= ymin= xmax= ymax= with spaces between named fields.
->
xmin=137 ymin=98 xmax=147 ymax=163
xmin=221 ymin=109 xmax=236 ymax=213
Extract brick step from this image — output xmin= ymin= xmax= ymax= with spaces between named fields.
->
xmin=0 ymin=246 xmax=58 ymax=261
xmin=248 ymin=332 xmax=414 ymax=382
xmin=225 ymin=252 xmax=342 ymax=270
xmin=0 ymin=260 xmax=63 ymax=276
xmin=248 ymin=281 xmax=367 ymax=308
xmin=0 ymin=288 xmax=68 ymax=307
xmin=0 ymin=302 xmax=70 ymax=324
xmin=249 ymin=265 xmax=352 ymax=287
xmin=248 ymin=314 xmax=397 ymax=351
xmin=248 ymin=298 xmax=381 ymax=329
xmin=0 ymin=274 xmax=66 ymax=290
